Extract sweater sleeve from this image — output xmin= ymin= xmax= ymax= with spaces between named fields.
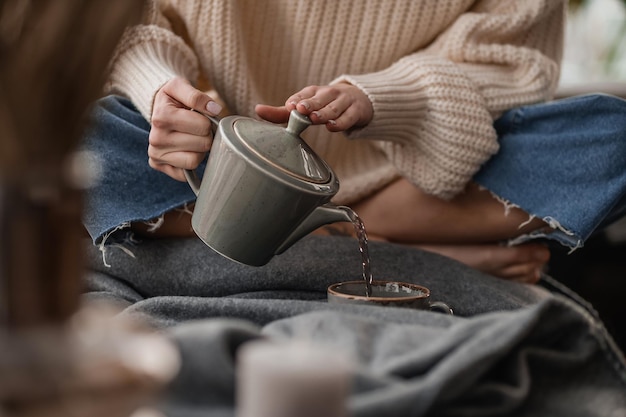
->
xmin=332 ymin=0 xmax=566 ymax=200
xmin=105 ymin=3 xmax=200 ymax=121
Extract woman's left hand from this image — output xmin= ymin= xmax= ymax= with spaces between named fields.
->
xmin=255 ymin=82 xmax=373 ymax=132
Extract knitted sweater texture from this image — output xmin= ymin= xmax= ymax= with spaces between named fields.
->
xmin=108 ymin=0 xmax=566 ymax=203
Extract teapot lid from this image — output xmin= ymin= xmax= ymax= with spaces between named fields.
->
xmin=232 ymin=110 xmax=331 ymax=184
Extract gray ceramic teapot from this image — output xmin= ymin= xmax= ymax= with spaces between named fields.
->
xmin=185 ymin=110 xmax=352 ymax=266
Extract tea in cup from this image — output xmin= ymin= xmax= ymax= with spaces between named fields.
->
xmin=327 ymin=280 xmax=453 ymax=314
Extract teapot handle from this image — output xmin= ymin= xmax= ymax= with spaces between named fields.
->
xmin=429 ymin=301 xmax=454 ymax=315
xmin=184 ymin=169 xmax=202 ymax=195
xmin=184 ymin=114 xmax=220 ymax=196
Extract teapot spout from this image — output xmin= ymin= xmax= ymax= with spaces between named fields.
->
xmin=275 ymin=204 xmax=353 ymax=255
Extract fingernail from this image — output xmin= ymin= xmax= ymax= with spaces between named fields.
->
xmin=299 ymin=101 xmax=311 ymax=110
xmin=312 ymin=111 xmax=322 ymax=119
xmin=206 ymin=101 xmax=222 ymax=115
xmin=327 ymin=119 xmax=337 ymax=126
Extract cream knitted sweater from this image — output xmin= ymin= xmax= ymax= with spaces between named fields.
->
xmin=108 ymin=0 xmax=565 ymax=203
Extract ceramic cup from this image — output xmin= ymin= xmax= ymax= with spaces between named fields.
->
xmin=327 ymin=280 xmax=453 ymax=314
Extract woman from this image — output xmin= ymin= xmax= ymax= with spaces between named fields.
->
xmin=82 ymin=0 xmax=626 ymax=282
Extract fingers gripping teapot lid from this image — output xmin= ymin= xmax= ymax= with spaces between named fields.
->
xmin=230 ymin=110 xmax=332 ymax=184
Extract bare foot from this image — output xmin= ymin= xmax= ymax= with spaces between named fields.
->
xmin=415 ymin=242 xmax=550 ymax=284
xmin=337 ymin=178 xmax=554 ymax=283
xmin=133 ymin=198 xmax=551 ymax=284
xmin=312 ymin=224 xmax=550 ymax=283
xmin=351 ymin=179 xmax=549 ymax=244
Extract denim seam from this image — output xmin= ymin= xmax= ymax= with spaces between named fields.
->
xmin=508 ymin=107 xmax=524 ymax=134
xmin=552 ymin=293 xmax=626 ymax=387
xmin=541 ymin=276 xmax=626 ymax=385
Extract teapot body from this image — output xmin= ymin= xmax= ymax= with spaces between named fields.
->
xmin=187 ymin=114 xmax=349 ymax=266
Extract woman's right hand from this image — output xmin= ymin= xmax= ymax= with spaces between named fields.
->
xmin=148 ymin=77 xmax=223 ymax=182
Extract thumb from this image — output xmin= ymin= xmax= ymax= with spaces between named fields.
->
xmin=162 ymin=77 xmax=223 ymax=116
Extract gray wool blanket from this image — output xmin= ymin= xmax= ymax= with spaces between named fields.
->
xmin=83 ymin=235 xmax=626 ymax=417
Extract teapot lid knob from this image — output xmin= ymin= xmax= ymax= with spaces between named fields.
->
xmin=286 ymin=110 xmax=312 ymax=137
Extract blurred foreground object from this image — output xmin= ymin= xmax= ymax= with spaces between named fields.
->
xmin=0 ymin=307 xmax=180 ymax=417
xmin=0 ymin=0 xmax=142 ymax=327
xmin=236 ymin=341 xmax=352 ymax=417
xmin=0 ymin=1 xmax=180 ymax=416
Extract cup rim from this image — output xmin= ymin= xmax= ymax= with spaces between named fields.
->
xmin=327 ymin=280 xmax=430 ymax=302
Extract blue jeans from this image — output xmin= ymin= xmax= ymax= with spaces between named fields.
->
xmin=474 ymin=94 xmax=626 ymax=249
xmin=81 ymin=97 xmax=203 ymax=245
xmin=81 ymin=94 xmax=626 ymax=250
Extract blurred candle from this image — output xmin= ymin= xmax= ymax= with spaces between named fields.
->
xmin=236 ymin=340 xmax=352 ymax=417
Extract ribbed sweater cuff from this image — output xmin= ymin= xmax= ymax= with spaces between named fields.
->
xmin=332 ymin=53 xmax=499 ymax=199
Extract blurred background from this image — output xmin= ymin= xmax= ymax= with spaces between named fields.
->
xmin=561 ymin=0 xmax=626 ymax=89
xmin=549 ymin=0 xmax=626 ymax=353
